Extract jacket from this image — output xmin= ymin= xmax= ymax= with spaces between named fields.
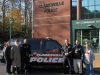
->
xmin=73 ymin=44 xmax=84 ymax=59
xmin=20 ymin=44 xmax=31 ymax=57
xmin=84 ymin=49 xmax=95 ymax=64
xmin=62 ymin=44 xmax=73 ymax=58
xmin=5 ymin=46 xmax=11 ymax=60
xmin=11 ymin=45 xmax=21 ymax=67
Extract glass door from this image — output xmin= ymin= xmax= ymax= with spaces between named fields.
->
xmin=75 ymin=29 xmax=99 ymax=53
xmin=82 ymin=30 xmax=99 ymax=53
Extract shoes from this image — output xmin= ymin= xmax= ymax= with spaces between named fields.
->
xmin=75 ymin=72 xmax=79 ymax=74
xmin=62 ymin=73 xmax=66 ymax=75
xmin=25 ymin=70 xmax=28 ymax=74
xmin=69 ymin=72 xmax=72 ymax=75
xmin=12 ymin=73 xmax=15 ymax=75
xmin=6 ymin=72 xmax=12 ymax=74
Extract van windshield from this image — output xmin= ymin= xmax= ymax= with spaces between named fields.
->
xmin=44 ymin=40 xmax=62 ymax=50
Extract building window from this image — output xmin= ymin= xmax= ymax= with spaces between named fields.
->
xmin=72 ymin=0 xmax=77 ymax=20
xmin=95 ymin=0 xmax=100 ymax=5
xmin=82 ymin=6 xmax=89 ymax=13
xmin=82 ymin=0 xmax=100 ymax=19
xmin=82 ymin=13 xmax=89 ymax=19
xmin=82 ymin=0 xmax=88 ymax=7
xmin=89 ymin=0 xmax=94 ymax=6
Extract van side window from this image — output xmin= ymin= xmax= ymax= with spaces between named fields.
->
xmin=28 ymin=40 xmax=41 ymax=50
xmin=45 ymin=40 xmax=61 ymax=51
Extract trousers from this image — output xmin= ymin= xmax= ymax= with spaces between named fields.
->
xmin=73 ymin=59 xmax=82 ymax=73
xmin=6 ymin=59 xmax=12 ymax=73
xmin=21 ymin=56 xmax=29 ymax=73
xmin=86 ymin=64 xmax=93 ymax=75
xmin=12 ymin=67 xmax=20 ymax=74
xmin=63 ymin=56 xmax=72 ymax=73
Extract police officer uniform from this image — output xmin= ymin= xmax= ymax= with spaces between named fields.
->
xmin=62 ymin=44 xmax=73 ymax=74
xmin=20 ymin=43 xmax=31 ymax=73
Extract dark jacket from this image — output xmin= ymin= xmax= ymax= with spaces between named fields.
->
xmin=62 ymin=44 xmax=73 ymax=58
xmin=72 ymin=44 xmax=84 ymax=59
xmin=5 ymin=46 xmax=11 ymax=60
xmin=20 ymin=44 xmax=31 ymax=57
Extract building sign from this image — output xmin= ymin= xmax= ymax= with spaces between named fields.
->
xmin=39 ymin=1 xmax=64 ymax=13
xmin=76 ymin=20 xmax=100 ymax=25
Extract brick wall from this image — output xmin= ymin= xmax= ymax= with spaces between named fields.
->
xmin=33 ymin=0 xmax=71 ymax=44
xmin=93 ymin=54 xmax=100 ymax=68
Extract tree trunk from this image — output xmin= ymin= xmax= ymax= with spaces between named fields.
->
xmin=2 ymin=0 xmax=6 ymax=32
xmin=24 ymin=0 xmax=28 ymax=33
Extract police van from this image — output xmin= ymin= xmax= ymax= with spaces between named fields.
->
xmin=2 ymin=38 xmax=64 ymax=68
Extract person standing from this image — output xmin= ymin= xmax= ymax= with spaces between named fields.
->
xmin=20 ymin=39 xmax=31 ymax=74
xmin=84 ymin=44 xmax=95 ymax=75
xmin=11 ymin=39 xmax=21 ymax=74
xmin=72 ymin=40 xmax=84 ymax=74
xmin=4 ymin=41 xmax=12 ymax=74
xmin=62 ymin=39 xmax=73 ymax=74
xmin=2 ymin=42 xmax=7 ymax=63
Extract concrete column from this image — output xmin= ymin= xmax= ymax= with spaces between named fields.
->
xmin=77 ymin=0 xmax=82 ymax=20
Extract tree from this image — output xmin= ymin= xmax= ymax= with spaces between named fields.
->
xmin=0 ymin=0 xmax=32 ymax=43
xmin=1 ymin=0 xmax=6 ymax=32
xmin=8 ymin=8 xmax=24 ymax=37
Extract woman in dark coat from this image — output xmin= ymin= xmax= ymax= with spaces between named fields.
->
xmin=4 ymin=41 xmax=12 ymax=74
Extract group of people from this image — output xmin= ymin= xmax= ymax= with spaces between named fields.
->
xmin=2 ymin=38 xmax=95 ymax=75
xmin=2 ymin=39 xmax=31 ymax=74
xmin=62 ymin=39 xmax=95 ymax=75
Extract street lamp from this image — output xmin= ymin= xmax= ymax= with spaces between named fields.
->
xmin=32 ymin=0 xmax=34 ymax=38
xmin=9 ymin=17 xmax=13 ymax=40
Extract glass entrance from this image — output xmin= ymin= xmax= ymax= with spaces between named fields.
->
xmin=75 ymin=29 xmax=99 ymax=53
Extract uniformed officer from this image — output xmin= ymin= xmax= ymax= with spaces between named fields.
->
xmin=20 ymin=39 xmax=31 ymax=74
xmin=62 ymin=39 xmax=73 ymax=74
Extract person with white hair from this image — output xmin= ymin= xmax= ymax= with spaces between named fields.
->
xmin=84 ymin=44 xmax=95 ymax=75
xmin=11 ymin=39 xmax=21 ymax=74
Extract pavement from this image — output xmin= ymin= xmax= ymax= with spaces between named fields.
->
xmin=0 ymin=53 xmax=100 ymax=75
xmin=0 ymin=62 xmax=100 ymax=75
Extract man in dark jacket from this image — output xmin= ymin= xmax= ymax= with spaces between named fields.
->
xmin=4 ymin=41 xmax=12 ymax=74
xmin=20 ymin=39 xmax=31 ymax=74
xmin=62 ymin=39 xmax=73 ymax=74
xmin=72 ymin=40 xmax=84 ymax=74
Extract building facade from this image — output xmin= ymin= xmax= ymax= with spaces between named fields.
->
xmin=72 ymin=0 xmax=100 ymax=53
xmin=33 ymin=0 xmax=100 ymax=53
xmin=33 ymin=0 xmax=71 ymax=44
